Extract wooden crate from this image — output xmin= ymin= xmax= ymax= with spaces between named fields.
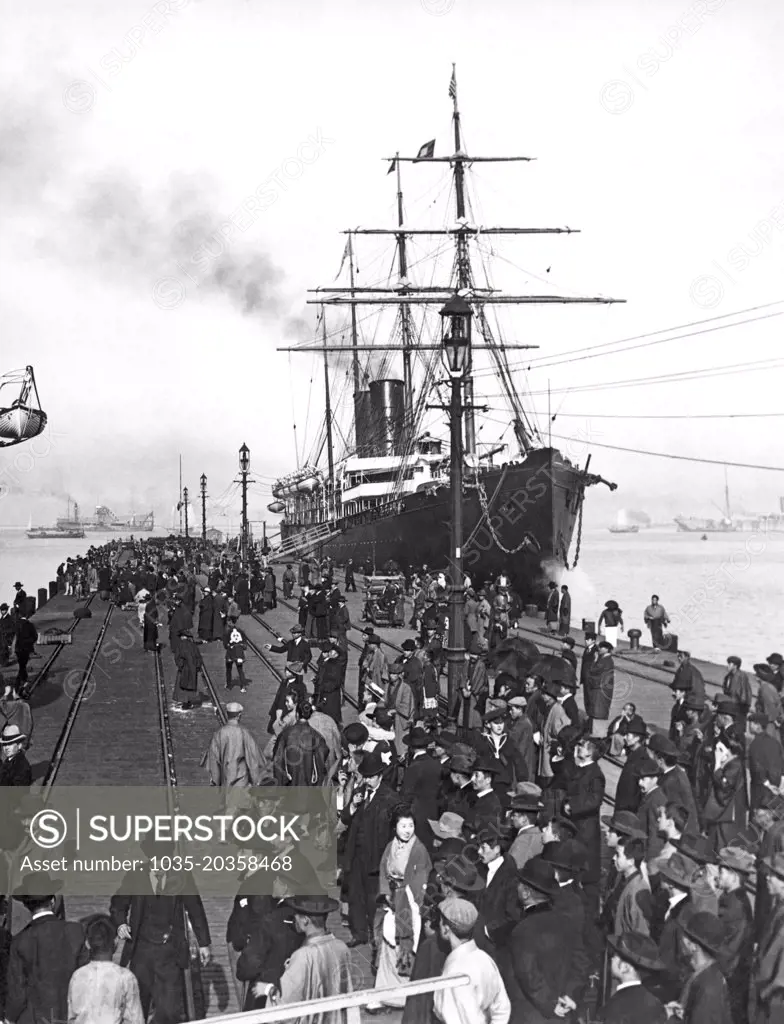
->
xmin=37 ymin=631 xmax=72 ymax=645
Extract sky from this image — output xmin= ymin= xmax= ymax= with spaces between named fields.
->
xmin=1 ymin=0 xmax=783 ymax=532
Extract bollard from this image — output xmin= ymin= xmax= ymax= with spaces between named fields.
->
xmin=627 ymin=628 xmax=641 ymax=651
xmin=525 ymin=604 xmax=538 ymax=618
xmin=49 ymin=580 xmax=58 ymax=599
xmin=38 ymin=588 xmax=48 ymax=610
xmin=582 ymin=618 xmax=596 ymax=634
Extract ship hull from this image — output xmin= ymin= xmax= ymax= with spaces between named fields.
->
xmin=279 ymin=449 xmax=582 ymax=602
xmin=674 ymin=517 xmax=738 ymax=533
xmin=27 ymin=529 xmax=85 ymax=539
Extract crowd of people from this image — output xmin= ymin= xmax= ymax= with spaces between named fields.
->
xmin=1 ymin=542 xmax=784 ymax=1024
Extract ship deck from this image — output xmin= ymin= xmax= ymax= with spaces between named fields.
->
xmin=8 ymin=565 xmax=731 ymax=1023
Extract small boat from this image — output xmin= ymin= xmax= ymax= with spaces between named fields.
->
xmin=609 ymin=523 xmax=639 ymax=534
xmin=0 ymin=366 xmax=47 ymax=448
xmin=28 ymin=499 xmax=86 ymax=539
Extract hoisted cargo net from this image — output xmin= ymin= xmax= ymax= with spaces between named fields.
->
xmin=0 ymin=366 xmax=47 ymax=447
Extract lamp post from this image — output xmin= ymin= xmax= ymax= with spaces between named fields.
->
xmin=238 ymin=443 xmax=251 ymax=568
xmin=182 ymin=487 xmax=189 ymax=539
xmin=439 ymin=294 xmax=472 ymax=721
xmin=200 ymin=474 xmax=207 ymax=542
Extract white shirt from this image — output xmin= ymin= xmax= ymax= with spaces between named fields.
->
xmin=434 ymin=939 xmax=511 ymax=1024
xmin=615 ymin=980 xmax=642 ymax=993
xmin=664 ymin=891 xmax=688 ymax=919
xmin=485 ymin=856 xmax=504 ymax=887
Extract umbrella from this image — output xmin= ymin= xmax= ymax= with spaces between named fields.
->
xmin=487 ymin=637 xmax=539 ymax=672
xmin=530 ymin=655 xmax=577 ymax=684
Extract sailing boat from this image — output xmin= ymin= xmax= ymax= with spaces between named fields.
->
xmin=674 ymin=466 xmax=739 ymax=533
xmin=271 ymin=69 xmax=620 ymax=598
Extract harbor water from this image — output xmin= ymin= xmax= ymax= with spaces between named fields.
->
xmin=3 ymin=525 xmax=783 ymax=669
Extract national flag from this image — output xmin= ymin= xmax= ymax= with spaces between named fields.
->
xmin=413 ymin=139 xmax=435 ymax=162
xmin=387 ymin=159 xmax=396 ymax=175
xmin=449 ymin=67 xmax=457 ymax=101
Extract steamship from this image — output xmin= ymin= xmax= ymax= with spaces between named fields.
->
xmin=271 ymin=69 xmax=620 ymax=597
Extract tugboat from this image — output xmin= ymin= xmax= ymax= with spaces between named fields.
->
xmin=27 ymin=499 xmax=85 ymax=539
xmin=272 ymin=68 xmax=620 ymax=597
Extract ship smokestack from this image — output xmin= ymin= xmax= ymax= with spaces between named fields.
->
xmin=354 ymin=390 xmax=375 ymax=457
xmin=369 ymin=379 xmax=405 ymax=457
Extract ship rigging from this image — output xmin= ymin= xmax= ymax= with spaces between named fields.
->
xmin=273 ymin=68 xmax=620 ymax=591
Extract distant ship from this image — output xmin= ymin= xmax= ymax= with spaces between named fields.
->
xmin=609 ymin=510 xmax=639 ymax=534
xmin=27 ymin=501 xmax=85 ymax=539
xmin=674 ymin=467 xmax=739 ymax=533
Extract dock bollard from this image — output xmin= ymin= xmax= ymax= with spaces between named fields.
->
xmin=627 ymin=628 xmax=641 ymax=651
xmin=38 ymin=588 xmax=48 ymax=610
xmin=49 ymin=581 xmax=58 ymax=599
xmin=27 ymin=597 xmax=36 ymax=617
xmin=525 ymin=604 xmax=538 ymax=618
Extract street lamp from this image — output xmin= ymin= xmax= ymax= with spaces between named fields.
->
xmin=439 ymin=294 xmax=472 ymax=722
xmin=239 ymin=444 xmax=251 ymax=474
xmin=200 ymin=474 xmax=207 ymax=542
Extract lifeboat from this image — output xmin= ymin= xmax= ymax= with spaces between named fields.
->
xmin=267 ymin=500 xmax=286 ymax=514
xmin=272 ymin=465 xmax=323 ymax=498
xmin=0 ymin=367 xmax=47 ymax=448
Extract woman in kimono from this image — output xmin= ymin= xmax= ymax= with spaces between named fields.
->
xmin=366 ymin=804 xmax=432 ymax=1012
xmin=703 ymin=730 xmax=748 ymax=851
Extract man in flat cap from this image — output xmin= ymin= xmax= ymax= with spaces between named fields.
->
xmin=433 ymin=896 xmax=510 ymax=1024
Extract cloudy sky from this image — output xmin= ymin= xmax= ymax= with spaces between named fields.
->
xmin=1 ymin=0 xmax=783 ymax=530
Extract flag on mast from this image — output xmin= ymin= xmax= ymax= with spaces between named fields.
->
xmin=334 ymin=238 xmax=351 ymax=279
xmin=387 ymin=158 xmax=396 ymax=174
xmin=413 ymin=139 xmax=435 ymax=162
xmin=449 ymin=66 xmax=457 ymax=101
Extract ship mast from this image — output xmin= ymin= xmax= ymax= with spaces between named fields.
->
xmin=395 ymin=154 xmax=414 ymax=428
xmin=450 ymin=65 xmax=475 ymax=456
xmin=322 ymin=307 xmax=336 ymax=515
xmin=348 ymin=234 xmax=361 ymax=400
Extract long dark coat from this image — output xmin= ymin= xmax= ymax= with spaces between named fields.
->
xmin=614 ymin=744 xmax=647 ymax=813
xmin=703 ymin=756 xmax=748 ymax=850
xmin=174 ymin=639 xmax=202 ymax=693
xmin=110 ymin=882 xmax=211 ymax=969
xmin=563 ymin=760 xmax=605 ymax=885
xmin=584 ymin=653 xmax=614 ymax=719
xmin=315 ymin=657 xmax=343 ymax=724
xmin=5 ymin=916 xmax=87 ymax=1024
xmin=475 ymin=855 xmax=522 ymax=952
xmin=273 ymin=720 xmax=328 ymax=786
xmin=400 ymin=753 xmax=443 ymax=846
xmin=197 ymin=594 xmax=215 ymax=639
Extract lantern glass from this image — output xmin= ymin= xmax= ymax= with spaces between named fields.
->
xmin=239 ymin=443 xmax=251 ymax=473
xmin=439 ymin=294 xmax=472 ymax=378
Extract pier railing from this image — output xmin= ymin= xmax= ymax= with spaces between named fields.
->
xmin=187 ymin=974 xmax=469 ymax=1024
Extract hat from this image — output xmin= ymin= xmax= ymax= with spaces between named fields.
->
xmin=431 ymin=837 xmax=466 ymax=863
xmin=483 ymin=706 xmax=506 ymax=725
xmin=362 ymin=626 xmax=375 ymax=636
xmin=636 ymin=756 xmax=659 ymax=778
xmin=0 ymin=603 xmax=8 ymax=611
xmin=388 ymin=663 xmax=404 ymax=676
xmin=290 ymin=625 xmax=303 ymax=635
xmin=607 ymin=932 xmax=665 ymax=972
xmin=624 ymin=715 xmax=648 ymax=736
xmin=657 ymin=853 xmax=696 ymax=890
xmin=675 ymin=834 xmax=717 ymax=866
xmin=518 ymin=855 xmax=559 ymax=896
xmin=679 ymin=911 xmax=725 ymax=958
xmin=718 ymin=846 xmax=755 ymax=875
xmin=547 ymin=816 xmax=578 ymax=838
xmin=601 ymin=811 xmax=646 ymax=839
xmin=368 ymin=635 xmax=381 ymax=646
xmin=429 ymin=812 xmax=465 ymax=840
xmin=285 ymin=895 xmax=339 ymax=916
xmin=447 ymin=752 xmax=476 ymax=774
xmin=749 ymin=712 xmax=770 ymax=727
xmin=13 ymin=871 xmax=63 ymax=901
xmin=343 ymin=722 xmax=369 ymax=746
xmin=403 ymin=727 xmax=430 ymax=749
xmin=1 ymin=724 xmax=27 ymax=746
xmin=358 ymin=750 xmax=384 ymax=777
xmin=755 ymin=664 xmax=777 ymax=683
xmin=597 ymin=641 xmax=614 ymax=652
xmin=401 ymin=639 xmax=416 ymax=652
xmin=561 ymin=636 xmax=575 ymax=648
xmin=762 ymin=851 xmax=784 ymax=881
xmin=226 ymin=702 xmax=243 ymax=715
xmin=648 ymin=734 xmax=678 ymax=758
xmin=584 ymin=630 xmax=597 ymax=640
xmin=472 ymin=757 xmax=501 ymax=776
xmin=768 ymin=653 xmax=784 ymax=666
xmin=434 ymin=730 xmax=459 ymax=749
xmin=541 ymin=839 xmax=587 ymax=874
xmin=439 ymin=857 xmax=485 ymax=893
xmin=684 ymin=694 xmax=705 ymax=712
xmin=286 ymin=662 xmax=304 ymax=675
xmin=13 ymin=582 xmax=22 ymax=588
xmin=373 ymin=709 xmax=394 ymax=730
xmin=542 ymin=679 xmax=561 ymax=699
xmin=508 ymin=696 xmax=527 ymax=709
xmin=508 ymin=782 xmax=543 ymax=811
xmin=439 ymin=896 xmax=478 ymax=932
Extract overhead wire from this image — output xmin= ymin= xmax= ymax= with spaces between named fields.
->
xmin=546 ymin=433 xmax=784 ymax=473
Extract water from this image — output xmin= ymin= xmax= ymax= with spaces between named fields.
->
xmin=551 ymin=527 xmax=784 ymax=668
xmin=2 ymin=525 xmax=783 ymax=669
xmin=0 ymin=528 xmax=163 ymax=607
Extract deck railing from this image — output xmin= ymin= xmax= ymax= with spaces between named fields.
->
xmin=188 ymin=974 xmax=469 ymax=1024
